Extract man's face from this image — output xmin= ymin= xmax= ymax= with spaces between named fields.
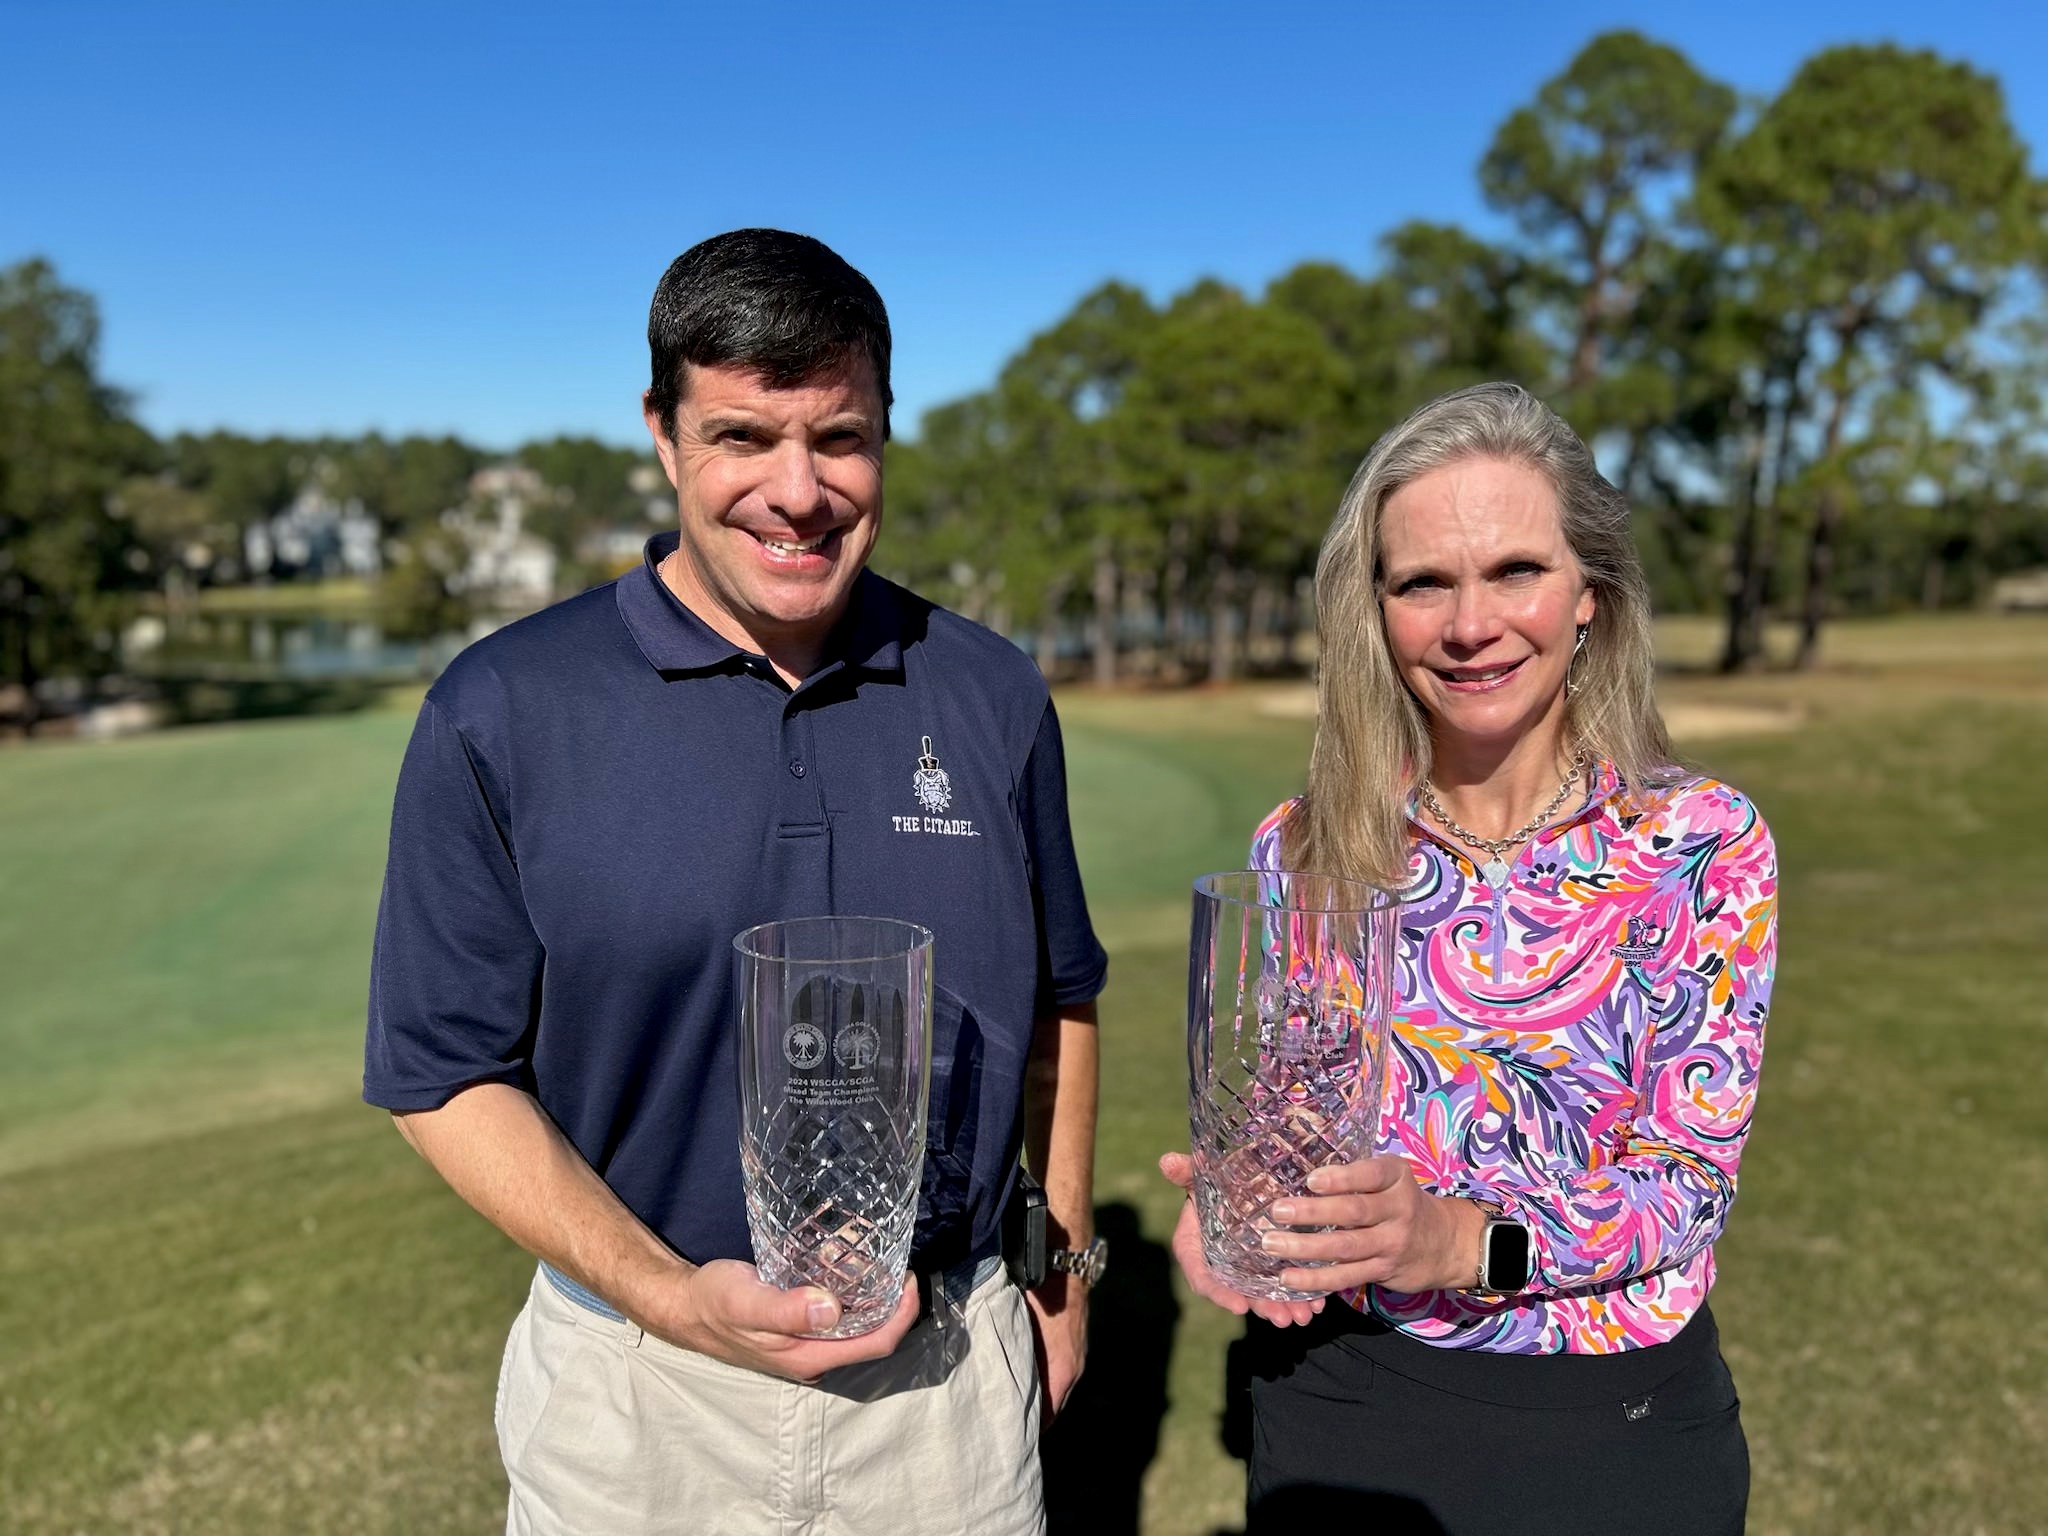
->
xmin=644 ymin=359 xmax=885 ymax=665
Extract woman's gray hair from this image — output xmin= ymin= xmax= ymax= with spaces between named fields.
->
xmin=1287 ymin=381 xmax=1675 ymax=888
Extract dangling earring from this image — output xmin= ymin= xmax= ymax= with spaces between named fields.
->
xmin=1565 ymin=625 xmax=1588 ymax=697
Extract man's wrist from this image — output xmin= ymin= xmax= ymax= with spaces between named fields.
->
xmin=1047 ymin=1234 xmax=1109 ymax=1289
xmin=609 ymin=1249 xmax=702 ymax=1345
xmin=1026 ymin=1272 xmax=1089 ymax=1321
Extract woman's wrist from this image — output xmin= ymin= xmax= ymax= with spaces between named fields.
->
xmin=1440 ymin=1196 xmax=1493 ymax=1291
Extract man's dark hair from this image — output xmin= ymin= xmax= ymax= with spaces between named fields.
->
xmin=646 ymin=229 xmax=893 ymax=439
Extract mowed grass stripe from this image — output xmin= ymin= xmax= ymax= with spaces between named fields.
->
xmin=0 ymin=708 xmax=414 ymax=1163
xmin=1690 ymin=703 xmax=2048 ymax=1534
xmin=0 ymin=1104 xmax=530 ymax=1533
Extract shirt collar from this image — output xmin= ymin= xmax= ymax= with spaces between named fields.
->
xmin=615 ymin=531 xmax=905 ymax=680
xmin=1536 ymin=757 xmax=1627 ymax=841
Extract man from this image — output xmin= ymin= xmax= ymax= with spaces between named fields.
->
xmin=364 ymin=229 xmax=1106 ymax=1535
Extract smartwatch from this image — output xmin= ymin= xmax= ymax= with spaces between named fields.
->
xmin=1477 ymin=1213 xmax=1532 ymax=1294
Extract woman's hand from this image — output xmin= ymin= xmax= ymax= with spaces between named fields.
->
xmin=1157 ymin=1153 xmax=1324 ymax=1328
xmin=1260 ymin=1155 xmax=1489 ymax=1296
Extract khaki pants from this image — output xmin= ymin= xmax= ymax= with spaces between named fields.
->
xmin=495 ymin=1265 xmax=1044 ymax=1536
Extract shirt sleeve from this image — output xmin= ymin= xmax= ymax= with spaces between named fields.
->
xmin=1472 ymin=796 xmax=1778 ymax=1295
xmin=362 ymin=693 xmax=546 ymax=1111
xmin=1017 ymin=698 xmax=1109 ymax=1013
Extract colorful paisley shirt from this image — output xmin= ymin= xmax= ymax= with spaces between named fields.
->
xmin=1250 ymin=764 xmax=1777 ymax=1354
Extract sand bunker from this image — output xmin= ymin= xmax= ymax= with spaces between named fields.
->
xmin=1660 ymin=703 xmax=1803 ymax=740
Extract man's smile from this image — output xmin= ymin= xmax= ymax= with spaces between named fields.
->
xmin=746 ymin=525 xmax=844 ymax=569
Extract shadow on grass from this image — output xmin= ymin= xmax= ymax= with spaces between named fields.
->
xmin=1043 ymin=1203 xmax=1178 ymax=1534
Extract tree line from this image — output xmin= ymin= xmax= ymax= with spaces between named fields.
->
xmin=5 ymin=30 xmax=2046 ymax=726
xmin=877 ymin=31 xmax=2048 ymax=680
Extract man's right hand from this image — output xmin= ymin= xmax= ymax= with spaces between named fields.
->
xmin=392 ymin=1087 xmax=921 ymax=1380
xmin=648 ymin=1259 xmax=921 ymax=1382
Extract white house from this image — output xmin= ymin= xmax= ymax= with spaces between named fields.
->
xmin=244 ymin=484 xmax=382 ymax=580
xmin=449 ymin=464 xmax=558 ymax=606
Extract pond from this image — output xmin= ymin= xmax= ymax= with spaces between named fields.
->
xmin=87 ymin=609 xmax=494 ymax=729
xmin=124 ymin=611 xmax=478 ymax=681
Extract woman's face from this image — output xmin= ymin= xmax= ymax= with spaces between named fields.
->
xmin=1377 ymin=455 xmax=1595 ymax=757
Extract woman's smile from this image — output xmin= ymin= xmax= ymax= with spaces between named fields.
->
xmin=1433 ymin=658 xmax=1528 ymax=692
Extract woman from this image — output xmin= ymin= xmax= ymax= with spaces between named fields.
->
xmin=1164 ymin=382 xmax=1776 ymax=1532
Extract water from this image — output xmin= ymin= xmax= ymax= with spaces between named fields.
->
xmin=124 ymin=611 xmax=476 ymax=681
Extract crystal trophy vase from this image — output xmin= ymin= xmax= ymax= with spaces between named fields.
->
xmin=734 ymin=916 xmax=934 ymax=1338
xmin=1188 ymin=871 xmax=1397 ymax=1301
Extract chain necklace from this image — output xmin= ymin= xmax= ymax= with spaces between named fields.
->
xmin=1418 ymin=747 xmax=1589 ymax=890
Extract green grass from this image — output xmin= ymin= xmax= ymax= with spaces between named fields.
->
xmin=3 ymin=628 xmax=2046 ymax=1532
xmin=0 ymin=702 xmax=419 ymax=1175
xmin=188 ymin=578 xmax=377 ymax=616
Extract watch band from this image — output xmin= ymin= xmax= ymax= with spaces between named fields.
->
xmin=1047 ymin=1236 xmax=1108 ymax=1288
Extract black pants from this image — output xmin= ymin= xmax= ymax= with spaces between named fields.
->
xmin=1240 ymin=1304 xmax=1748 ymax=1535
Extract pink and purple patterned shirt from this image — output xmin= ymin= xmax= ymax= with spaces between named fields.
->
xmin=1250 ymin=764 xmax=1778 ymax=1354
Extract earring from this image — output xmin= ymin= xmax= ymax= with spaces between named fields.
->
xmin=1565 ymin=625 xmax=1588 ymax=697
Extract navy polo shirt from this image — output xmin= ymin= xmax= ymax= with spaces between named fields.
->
xmin=364 ymin=532 xmax=1107 ymax=1271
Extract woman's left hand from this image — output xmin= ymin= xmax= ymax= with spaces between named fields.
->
xmin=1262 ymin=1156 xmax=1490 ymax=1296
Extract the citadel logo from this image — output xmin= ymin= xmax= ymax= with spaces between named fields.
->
xmin=912 ymin=735 xmax=952 ymax=813
xmin=892 ymin=733 xmax=979 ymax=838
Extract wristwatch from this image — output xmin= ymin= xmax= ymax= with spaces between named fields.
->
xmin=1476 ymin=1212 xmax=1532 ymax=1294
xmin=1048 ymin=1237 xmax=1109 ymax=1289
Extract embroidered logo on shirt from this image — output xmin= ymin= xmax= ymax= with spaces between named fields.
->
xmin=1611 ymin=916 xmax=1665 ymax=963
xmin=891 ymin=735 xmax=979 ymax=838
xmin=912 ymin=736 xmax=952 ymax=812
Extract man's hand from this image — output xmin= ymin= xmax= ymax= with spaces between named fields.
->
xmin=1158 ymin=1153 xmax=1323 ymax=1328
xmin=396 ymin=1087 xmax=921 ymax=1383
xmin=1259 ymin=1155 xmax=1487 ymax=1296
xmin=1024 ymin=1279 xmax=1087 ymax=1424
xmin=644 ymin=1259 xmax=920 ymax=1383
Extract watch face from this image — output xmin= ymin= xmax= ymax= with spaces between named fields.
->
xmin=1078 ymin=1238 xmax=1107 ymax=1287
xmin=1485 ymin=1222 xmax=1532 ymax=1293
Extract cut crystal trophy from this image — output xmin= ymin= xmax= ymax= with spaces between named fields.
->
xmin=1187 ymin=871 xmax=1397 ymax=1300
xmin=733 ymin=916 xmax=933 ymax=1338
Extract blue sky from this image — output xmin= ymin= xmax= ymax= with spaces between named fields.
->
xmin=6 ymin=1 xmax=2043 ymax=449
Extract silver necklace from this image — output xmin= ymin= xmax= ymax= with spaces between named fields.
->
xmin=1419 ymin=748 xmax=1588 ymax=890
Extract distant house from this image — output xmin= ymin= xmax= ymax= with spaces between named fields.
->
xmin=449 ymin=464 xmax=558 ymax=606
xmin=244 ymin=485 xmax=382 ymax=580
xmin=574 ymin=463 xmax=673 ymax=575
xmin=1990 ymin=568 xmax=2048 ymax=612
xmin=629 ymin=461 xmax=671 ymax=507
